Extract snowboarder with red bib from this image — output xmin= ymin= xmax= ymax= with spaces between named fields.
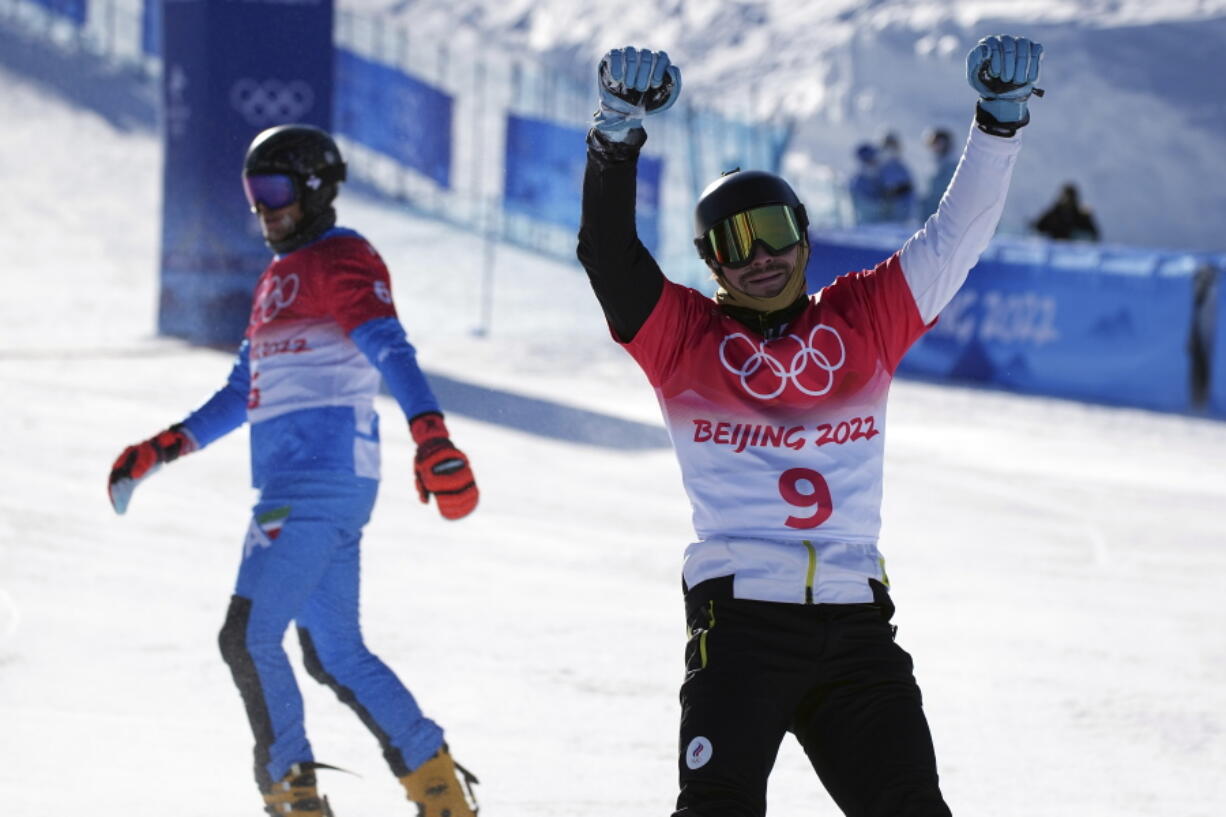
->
xmin=577 ymin=36 xmax=1043 ymax=817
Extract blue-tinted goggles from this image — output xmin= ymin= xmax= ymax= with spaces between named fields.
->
xmin=242 ymin=173 xmax=298 ymax=212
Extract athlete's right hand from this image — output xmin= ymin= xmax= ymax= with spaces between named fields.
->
xmin=593 ymin=47 xmax=681 ymax=141
xmin=108 ymin=424 xmax=197 ymax=515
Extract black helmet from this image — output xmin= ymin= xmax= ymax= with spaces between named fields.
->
xmin=244 ymin=124 xmax=347 ymax=214
xmin=243 ymin=124 xmax=347 ymax=253
xmin=693 ymin=169 xmax=809 ymax=261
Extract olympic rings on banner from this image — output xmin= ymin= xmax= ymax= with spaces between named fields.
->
xmin=230 ymin=78 xmax=315 ymax=127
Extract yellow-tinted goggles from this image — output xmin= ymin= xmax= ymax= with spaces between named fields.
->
xmin=704 ymin=205 xmax=803 ymax=267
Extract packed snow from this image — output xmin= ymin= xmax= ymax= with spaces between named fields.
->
xmin=1 ymin=11 xmax=1225 ymax=817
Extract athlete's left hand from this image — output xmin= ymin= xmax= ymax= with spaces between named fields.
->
xmin=411 ymin=413 xmax=478 ymax=520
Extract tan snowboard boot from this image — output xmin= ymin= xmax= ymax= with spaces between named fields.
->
xmin=398 ymin=746 xmax=479 ymax=817
xmin=262 ymin=763 xmax=335 ymax=816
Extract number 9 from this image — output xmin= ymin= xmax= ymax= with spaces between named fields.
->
xmin=778 ymin=467 xmax=833 ymax=529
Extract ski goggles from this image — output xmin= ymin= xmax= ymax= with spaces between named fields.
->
xmin=242 ymin=173 xmax=298 ymax=212
xmin=700 ymin=204 xmax=804 ymax=267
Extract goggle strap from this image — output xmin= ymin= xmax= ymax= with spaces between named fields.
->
xmin=314 ymin=162 xmax=347 ymax=185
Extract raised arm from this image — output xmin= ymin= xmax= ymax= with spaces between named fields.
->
xmin=576 ymin=47 xmax=681 ymax=342
xmin=899 ymin=35 xmax=1043 ymax=323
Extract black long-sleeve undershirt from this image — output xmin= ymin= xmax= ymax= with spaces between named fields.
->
xmin=575 ymin=128 xmax=665 ymax=343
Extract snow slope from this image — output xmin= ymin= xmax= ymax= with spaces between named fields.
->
xmin=2 ymin=38 xmax=1226 ymax=817
xmin=366 ymin=0 xmax=1226 ymax=253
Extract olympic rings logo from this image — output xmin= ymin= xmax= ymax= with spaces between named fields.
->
xmin=718 ymin=324 xmax=846 ymax=400
xmin=255 ymin=273 xmax=301 ymax=324
xmin=230 ymin=78 xmax=315 ymax=127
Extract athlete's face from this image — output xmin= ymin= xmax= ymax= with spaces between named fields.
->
xmin=718 ymin=243 xmax=801 ymax=299
xmin=255 ymin=200 xmax=303 ymax=243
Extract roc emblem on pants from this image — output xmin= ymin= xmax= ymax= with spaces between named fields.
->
xmin=685 ymin=736 xmax=713 ymax=769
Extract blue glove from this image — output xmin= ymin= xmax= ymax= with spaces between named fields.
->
xmin=593 ymin=47 xmax=681 ymax=142
xmin=967 ymin=35 xmax=1044 ymax=136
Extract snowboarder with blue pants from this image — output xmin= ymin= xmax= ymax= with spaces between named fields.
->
xmin=108 ymin=125 xmax=480 ymax=817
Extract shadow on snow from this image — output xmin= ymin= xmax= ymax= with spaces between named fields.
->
xmin=425 ymin=371 xmax=669 ymax=451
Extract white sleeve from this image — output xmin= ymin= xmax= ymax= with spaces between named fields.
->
xmin=898 ymin=122 xmax=1023 ymax=324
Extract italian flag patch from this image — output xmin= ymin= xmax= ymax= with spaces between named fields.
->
xmin=257 ymin=506 xmax=291 ymax=539
xmin=243 ymin=505 xmax=291 ymax=558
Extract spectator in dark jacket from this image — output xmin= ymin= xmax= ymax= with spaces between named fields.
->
xmin=1190 ymin=263 xmax=1220 ymax=409
xmin=1033 ymin=183 xmax=1100 ymax=241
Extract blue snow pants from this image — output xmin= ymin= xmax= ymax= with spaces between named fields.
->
xmin=218 ymin=472 xmax=444 ymax=789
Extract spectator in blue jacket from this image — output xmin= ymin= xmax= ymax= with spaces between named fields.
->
xmin=849 ymin=142 xmax=886 ymax=225
xmin=919 ymin=128 xmax=959 ymax=221
xmin=877 ymin=131 xmax=915 ymax=223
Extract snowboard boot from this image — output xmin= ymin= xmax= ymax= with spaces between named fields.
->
xmin=398 ymin=746 xmax=479 ymax=817
xmin=262 ymin=763 xmax=335 ymax=816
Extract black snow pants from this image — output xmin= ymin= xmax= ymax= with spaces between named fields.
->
xmin=672 ymin=576 xmax=952 ymax=817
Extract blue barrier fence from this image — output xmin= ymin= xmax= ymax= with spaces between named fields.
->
xmin=328 ymin=8 xmax=790 ymax=285
xmin=5 ymin=0 xmax=1223 ymax=417
xmin=1 ymin=0 xmax=795 ymax=285
xmin=30 ymin=0 xmax=83 ymax=23
xmin=0 ymin=0 xmax=143 ymax=63
xmin=810 ymin=229 xmax=1224 ymax=415
xmin=503 ymin=115 xmax=663 ymax=255
xmin=335 ymin=48 xmax=453 ymax=189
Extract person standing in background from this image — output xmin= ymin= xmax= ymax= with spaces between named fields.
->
xmin=919 ymin=128 xmax=958 ymax=221
xmin=877 ymin=131 xmax=915 ymax=223
xmin=1033 ymin=182 xmax=1100 ymax=241
xmin=1190 ymin=263 xmax=1220 ymax=409
xmin=849 ymin=142 xmax=886 ymax=225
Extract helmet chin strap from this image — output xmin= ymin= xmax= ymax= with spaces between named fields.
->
xmin=713 ymin=241 xmax=811 ymax=315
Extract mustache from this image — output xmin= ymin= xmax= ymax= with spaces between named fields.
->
xmin=746 ymin=262 xmax=791 ymax=277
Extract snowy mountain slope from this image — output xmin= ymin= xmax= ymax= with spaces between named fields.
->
xmin=3 ymin=29 xmax=1226 ymax=817
xmin=361 ymin=0 xmax=1226 ymax=252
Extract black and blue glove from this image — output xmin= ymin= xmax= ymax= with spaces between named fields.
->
xmin=593 ymin=47 xmax=681 ymax=142
xmin=967 ymin=35 xmax=1044 ymax=136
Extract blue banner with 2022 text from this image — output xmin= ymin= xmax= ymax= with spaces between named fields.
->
xmin=808 ymin=230 xmax=1206 ymax=413
xmin=503 ymin=115 xmax=662 ymax=256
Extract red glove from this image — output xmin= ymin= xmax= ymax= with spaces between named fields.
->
xmin=108 ymin=424 xmax=196 ymax=515
xmin=410 ymin=413 xmax=478 ymax=520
